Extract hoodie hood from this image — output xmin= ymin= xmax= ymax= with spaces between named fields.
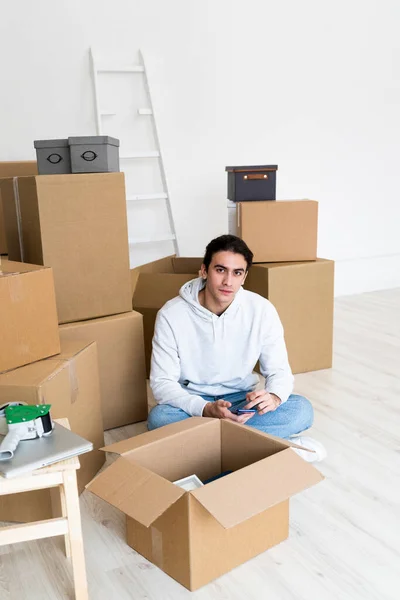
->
xmin=179 ymin=277 xmax=243 ymax=321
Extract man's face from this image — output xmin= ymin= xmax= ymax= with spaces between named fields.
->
xmin=201 ymin=251 xmax=247 ymax=308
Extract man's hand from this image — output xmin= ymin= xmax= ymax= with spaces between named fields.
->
xmin=203 ymin=400 xmax=254 ymax=424
xmin=244 ymin=390 xmax=281 ymax=414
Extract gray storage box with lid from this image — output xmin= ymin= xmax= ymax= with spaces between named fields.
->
xmin=34 ymin=139 xmax=72 ymax=175
xmin=68 ymin=136 xmax=120 ymax=173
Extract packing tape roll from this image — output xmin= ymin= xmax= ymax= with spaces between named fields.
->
xmin=0 ymin=402 xmax=28 ymax=436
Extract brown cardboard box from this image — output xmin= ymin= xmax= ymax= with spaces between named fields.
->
xmin=87 ymin=418 xmax=324 ymax=590
xmin=2 ymin=173 xmax=132 ymax=324
xmin=59 ymin=311 xmax=147 ymax=430
xmin=0 ymin=258 xmax=60 ymax=373
xmin=131 ymin=256 xmax=202 ymax=375
xmin=0 ymin=340 xmax=105 ymax=522
xmin=237 ymin=200 xmax=318 ymax=262
xmin=0 ymin=161 xmax=38 ymax=254
xmin=245 ymin=259 xmax=334 ymax=373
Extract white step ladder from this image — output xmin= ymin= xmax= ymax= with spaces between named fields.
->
xmin=89 ymin=48 xmax=179 ymax=262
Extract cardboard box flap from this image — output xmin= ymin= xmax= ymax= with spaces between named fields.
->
xmin=191 ymin=448 xmax=324 ymax=529
xmin=48 ymin=339 xmax=95 ymax=361
xmin=102 ymin=417 xmax=215 ymax=455
xmin=0 ymin=259 xmax=46 ymax=275
xmin=234 ymin=422 xmax=315 ymax=453
xmin=171 ymin=257 xmax=202 ymax=274
xmin=133 ymin=273 xmax=195 ymax=308
xmin=87 ymin=456 xmax=185 ymax=527
xmin=131 ymin=256 xmax=175 ymax=295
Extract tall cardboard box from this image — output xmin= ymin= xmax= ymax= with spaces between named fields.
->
xmin=237 ymin=200 xmax=318 ymax=262
xmin=2 ymin=173 xmax=132 ymax=323
xmin=0 ymin=161 xmax=38 ymax=254
xmin=87 ymin=418 xmax=324 ymax=591
xmin=59 ymin=311 xmax=147 ymax=430
xmin=131 ymin=256 xmax=202 ymax=376
xmin=0 ymin=259 xmax=60 ymax=373
xmin=245 ymin=259 xmax=334 ymax=373
xmin=0 ymin=340 xmax=105 ymax=522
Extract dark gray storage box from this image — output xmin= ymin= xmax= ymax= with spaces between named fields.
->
xmin=69 ymin=136 xmax=120 ymax=173
xmin=34 ymin=139 xmax=71 ymax=175
xmin=225 ymin=165 xmax=278 ymax=202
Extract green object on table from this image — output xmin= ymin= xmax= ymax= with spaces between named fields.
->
xmin=5 ymin=404 xmax=51 ymax=425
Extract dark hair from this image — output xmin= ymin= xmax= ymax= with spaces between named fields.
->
xmin=203 ymin=235 xmax=253 ymax=272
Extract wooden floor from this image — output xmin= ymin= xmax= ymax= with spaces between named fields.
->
xmin=1 ymin=288 xmax=399 ymax=599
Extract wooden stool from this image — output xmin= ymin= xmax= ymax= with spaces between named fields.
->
xmin=0 ymin=418 xmax=89 ymax=600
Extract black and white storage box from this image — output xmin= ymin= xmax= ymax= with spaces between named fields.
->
xmin=68 ymin=136 xmax=120 ymax=173
xmin=225 ymin=165 xmax=278 ymax=202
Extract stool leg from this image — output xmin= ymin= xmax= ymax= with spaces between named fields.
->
xmin=59 ymin=484 xmax=72 ymax=558
xmin=62 ymin=470 xmax=89 ymax=600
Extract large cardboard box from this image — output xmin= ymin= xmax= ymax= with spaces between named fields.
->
xmin=0 ymin=340 xmax=105 ymax=522
xmin=0 ymin=258 xmax=60 ymax=373
xmin=131 ymin=256 xmax=202 ymax=375
xmin=87 ymin=418 xmax=324 ymax=590
xmin=0 ymin=161 xmax=38 ymax=254
xmin=2 ymin=173 xmax=132 ymax=324
xmin=244 ymin=259 xmax=334 ymax=373
xmin=59 ymin=311 xmax=147 ymax=430
xmin=237 ymin=200 xmax=318 ymax=262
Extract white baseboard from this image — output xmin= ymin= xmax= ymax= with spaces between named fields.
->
xmin=334 ymin=253 xmax=400 ymax=297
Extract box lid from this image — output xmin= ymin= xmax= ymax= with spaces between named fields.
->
xmin=87 ymin=457 xmax=186 ymax=527
xmin=102 ymin=417 xmax=211 ymax=455
xmin=191 ymin=447 xmax=323 ymax=528
xmin=68 ymin=136 xmax=120 ymax=147
xmin=0 ymin=259 xmax=48 ymax=275
xmin=132 ymin=273 xmax=194 ymax=308
xmin=225 ymin=165 xmax=278 ymax=172
xmin=34 ymin=139 xmax=69 ymax=149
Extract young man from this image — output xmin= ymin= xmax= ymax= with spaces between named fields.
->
xmin=148 ymin=235 xmax=326 ymax=462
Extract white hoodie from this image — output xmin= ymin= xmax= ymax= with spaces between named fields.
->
xmin=150 ymin=277 xmax=294 ymax=416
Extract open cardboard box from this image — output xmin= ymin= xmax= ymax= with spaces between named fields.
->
xmin=131 ymin=256 xmax=202 ymax=375
xmin=87 ymin=417 xmax=324 ymax=590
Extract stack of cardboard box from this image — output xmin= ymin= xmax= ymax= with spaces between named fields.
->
xmin=0 ymin=163 xmax=149 ymax=521
xmin=2 ymin=168 xmax=148 ymax=430
xmin=131 ymin=200 xmax=334 ymax=376
xmin=0 ymin=258 xmax=105 ymax=521
xmin=237 ymin=199 xmax=335 ymax=373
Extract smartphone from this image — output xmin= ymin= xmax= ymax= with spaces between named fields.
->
xmin=231 ymin=403 xmax=260 ymax=415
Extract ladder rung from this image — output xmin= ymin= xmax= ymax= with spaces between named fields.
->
xmin=98 ymin=65 xmax=144 ymax=74
xmin=127 ymin=193 xmax=168 ymax=201
xmin=138 ymin=108 xmax=153 ymax=115
xmin=120 ymin=151 xmax=160 ymax=159
xmin=129 ymin=234 xmax=176 ymax=245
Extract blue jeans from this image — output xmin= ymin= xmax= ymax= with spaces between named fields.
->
xmin=147 ymin=391 xmax=313 ymax=439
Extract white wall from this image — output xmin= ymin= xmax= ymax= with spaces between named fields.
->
xmin=1 ymin=0 xmax=399 ymax=295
